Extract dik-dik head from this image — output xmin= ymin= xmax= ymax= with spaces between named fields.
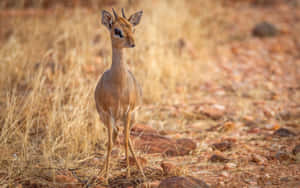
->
xmin=102 ymin=8 xmax=143 ymax=49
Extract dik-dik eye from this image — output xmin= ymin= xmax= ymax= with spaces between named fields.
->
xmin=114 ymin=28 xmax=123 ymax=38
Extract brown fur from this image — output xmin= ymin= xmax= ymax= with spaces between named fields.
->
xmin=94 ymin=9 xmax=144 ymax=183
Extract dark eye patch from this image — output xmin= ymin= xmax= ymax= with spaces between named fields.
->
xmin=114 ymin=28 xmax=123 ymax=38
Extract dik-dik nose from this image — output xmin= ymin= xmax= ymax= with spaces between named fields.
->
xmin=128 ymin=41 xmax=135 ymax=48
xmin=128 ymin=37 xmax=135 ymax=48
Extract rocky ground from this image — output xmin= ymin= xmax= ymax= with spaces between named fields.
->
xmin=1 ymin=0 xmax=300 ymax=188
xmin=130 ymin=2 xmax=300 ymax=188
xmin=59 ymin=2 xmax=300 ymax=187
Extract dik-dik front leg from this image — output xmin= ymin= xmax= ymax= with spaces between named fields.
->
xmin=124 ymin=112 xmax=145 ymax=178
xmin=103 ymin=117 xmax=114 ymax=183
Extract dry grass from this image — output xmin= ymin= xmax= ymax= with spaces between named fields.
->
xmin=1 ymin=0 xmax=300 ymax=187
xmin=0 ymin=0 xmax=229 ymax=186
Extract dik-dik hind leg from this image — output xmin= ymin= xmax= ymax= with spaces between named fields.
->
xmin=124 ymin=113 xmax=131 ymax=178
xmin=124 ymin=112 xmax=145 ymax=178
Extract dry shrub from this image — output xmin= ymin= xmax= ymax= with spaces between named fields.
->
xmin=0 ymin=0 xmax=226 ymax=186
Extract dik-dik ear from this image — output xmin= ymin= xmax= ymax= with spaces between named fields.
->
xmin=128 ymin=10 xmax=143 ymax=26
xmin=102 ymin=10 xmax=113 ymax=29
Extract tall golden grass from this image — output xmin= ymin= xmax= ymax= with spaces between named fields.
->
xmin=0 ymin=0 xmax=227 ymax=185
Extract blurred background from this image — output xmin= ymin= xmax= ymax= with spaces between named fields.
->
xmin=0 ymin=0 xmax=299 ymax=187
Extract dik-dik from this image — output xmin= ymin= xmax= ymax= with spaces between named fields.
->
xmin=94 ymin=8 xmax=145 ymax=182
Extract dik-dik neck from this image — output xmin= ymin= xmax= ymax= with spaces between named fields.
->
xmin=110 ymin=46 xmax=128 ymax=84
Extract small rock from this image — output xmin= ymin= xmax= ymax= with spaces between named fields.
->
xmin=242 ymin=115 xmax=256 ymax=126
xmin=160 ymin=161 xmax=179 ymax=176
xmin=224 ymin=162 xmax=237 ymax=169
xmin=164 ymin=138 xmax=197 ymax=156
xmin=139 ymin=181 xmax=160 ymax=188
xmin=133 ymin=133 xmax=172 ymax=152
xmin=212 ymin=142 xmax=232 ymax=152
xmin=121 ymin=156 xmax=147 ymax=168
xmin=222 ymin=122 xmax=236 ymax=132
xmin=220 ymin=171 xmax=229 ymax=177
xmin=131 ymin=124 xmax=158 ymax=135
xmin=251 ymin=154 xmax=266 ymax=164
xmin=273 ymin=128 xmax=296 ymax=137
xmin=159 ymin=129 xmax=177 ymax=135
xmin=55 ymin=174 xmax=78 ymax=187
xmin=293 ymin=145 xmax=300 ymax=162
xmin=247 ymin=128 xmax=261 ymax=134
xmin=133 ymin=131 xmax=196 ymax=156
xmin=174 ymin=138 xmax=197 ymax=156
xmin=199 ymin=106 xmax=225 ymax=120
xmin=275 ymin=151 xmax=292 ymax=162
xmin=252 ymin=21 xmax=278 ymax=37
xmin=161 ymin=161 xmax=176 ymax=175
xmin=158 ymin=176 xmax=209 ymax=188
xmin=212 ymin=104 xmax=225 ymax=110
xmin=278 ymin=109 xmax=300 ymax=120
xmin=292 ymin=144 xmax=300 ymax=155
xmin=264 ymin=124 xmax=280 ymax=130
xmin=209 ymin=154 xmax=230 ymax=163
xmin=280 ymin=177 xmax=291 ymax=182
